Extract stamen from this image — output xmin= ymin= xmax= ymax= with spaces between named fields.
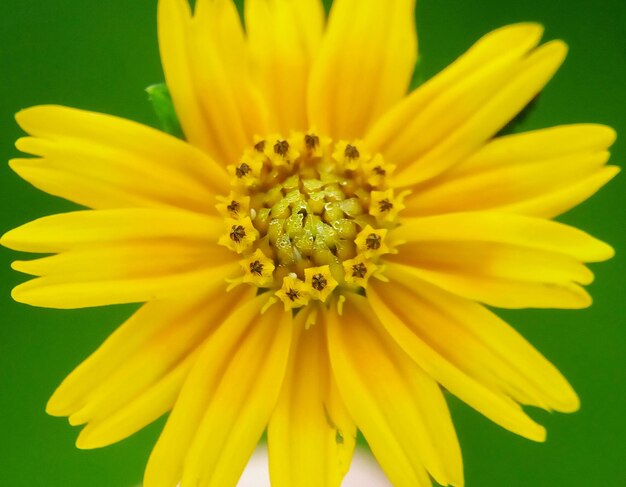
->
xmin=343 ymin=255 xmax=378 ymax=287
xmin=312 ymin=274 xmax=327 ymax=291
xmin=249 ymin=260 xmax=263 ymax=276
xmin=305 ymin=266 xmax=338 ymax=302
xmin=276 ymin=274 xmax=310 ymax=310
xmin=352 ymin=263 xmax=367 ymax=278
xmin=355 ymin=225 xmax=389 ymax=258
xmin=369 ymin=189 xmax=406 ymax=222
xmin=235 ymin=163 xmax=251 ymax=178
xmin=366 ymin=233 xmax=381 ymax=250
xmin=254 ymin=140 xmax=266 ymax=152
xmin=240 ymin=249 xmax=275 ymax=286
xmin=344 ymin=144 xmax=360 ymax=160
xmin=227 ymin=200 xmax=240 ymax=215
xmin=305 ymin=134 xmax=319 ymax=150
xmin=286 ymin=288 xmax=300 ymax=301
xmin=373 ymin=166 xmax=386 ymax=176
xmin=379 ymin=199 xmax=393 ymax=212
xmin=274 ymin=140 xmax=290 ymax=156
xmin=230 ymin=225 xmax=246 ymax=243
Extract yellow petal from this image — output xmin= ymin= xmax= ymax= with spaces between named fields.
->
xmin=13 ymin=105 xmax=227 ymax=211
xmin=326 ymin=295 xmax=464 ymax=487
xmin=1 ymin=208 xmax=223 ymax=254
xmin=11 ymin=261 xmax=238 ymax=309
xmin=500 ymin=166 xmax=620 ymax=218
xmin=181 ymin=307 xmax=292 ymax=487
xmin=142 ymin=295 xmax=267 ymax=487
xmin=404 ymin=124 xmax=619 ymax=218
xmin=389 ymin=213 xmax=610 ymax=307
xmin=11 ymin=238 xmax=233 ymax=278
xmin=366 ymin=22 xmax=544 ymax=164
xmin=75 ymin=288 xmax=256 ymax=448
xmin=392 ymin=40 xmax=568 ymax=186
xmin=76 ymin=350 xmax=195 ymax=449
xmin=158 ymin=0 xmax=268 ymax=164
xmin=392 ymin=241 xmax=593 ymax=283
xmin=245 ymin=0 xmax=324 ymax=132
xmin=47 ymin=289 xmax=235 ymax=416
xmin=268 ymin=310 xmax=356 ymax=487
xmin=392 ymin=212 xmax=614 ymax=263
xmin=455 ymin=124 xmax=617 ymax=173
xmin=308 ymin=0 xmax=417 ymax=139
xmin=65 ymin=287 xmax=251 ymax=428
xmin=144 ymin=298 xmax=292 ymax=487
xmin=370 ymin=279 xmax=579 ymax=414
xmin=367 ymin=280 xmax=547 ymax=441
xmin=386 ymin=261 xmax=591 ymax=310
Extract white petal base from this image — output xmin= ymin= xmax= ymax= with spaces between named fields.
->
xmin=237 ymin=446 xmax=391 ymax=487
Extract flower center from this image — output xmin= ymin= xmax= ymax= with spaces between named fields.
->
xmin=217 ymin=132 xmax=407 ymax=310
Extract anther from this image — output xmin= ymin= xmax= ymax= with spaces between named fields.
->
xmin=312 ymin=273 xmax=327 ymax=291
xmin=352 ymin=263 xmax=368 ymax=278
xmin=235 ymin=163 xmax=251 ymax=178
xmin=227 ymin=200 xmax=240 ymax=214
xmin=344 ymin=144 xmax=360 ymax=160
xmin=366 ymin=233 xmax=382 ymax=250
xmin=274 ymin=140 xmax=290 ymax=156
xmin=379 ymin=199 xmax=394 ymax=212
xmin=249 ymin=260 xmax=264 ymax=276
xmin=305 ymin=134 xmax=319 ymax=150
xmin=230 ymin=225 xmax=246 ymax=243
xmin=254 ymin=140 xmax=266 ymax=152
xmin=286 ymin=288 xmax=300 ymax=301
xmin=373 ymin=166 xmax=386 ymax=176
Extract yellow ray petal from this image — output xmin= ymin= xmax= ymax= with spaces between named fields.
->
xmin=388 ymin=212 xmax=609 ymax=308
xmin=13 ymin=105 xmax=227 ymax=211
xmin=404 ymin=125 xmax=619 ymax=218
xmin=366 ymin=23 xmax=543 ymax=163
xmin=143 ymin=295 xmax=269 ymax=487
xmin=500 ymin=166 xmax=620 ymax=218
xmin=386 ymin=261 xmax=591 ymax=310
xmin=392 ymin=212 xmax=614 ymax=263
xmin=144 ymin=297 xmax=291 ymax=487
xmin=367 ymin=280 xmax=547 ymax=441
xmin=326 ymin=296 xmax=464 ymax=487
xmin=1 ymin=208 xmax=223 ymax=254
xmin=158 ymin=0 xmax=268 ymax=164
xmin=46 ymin=287 xmax=242 ymax=416
xmin=370 ymin=279 xmax=579 ymax=413
xmin=11 ymin=261 xmax=238 ymax=309
xmin=392 ymin=40 xmax=568 ymax=186
xmin=77 ymin=291 xmax=256 ymax=448
xmin=12 ymin=239 xmax=234 ymax=278
xmin=405 ymin=153 xmax=609 ymax=216
xmin=454 ymin=124 xmax=617 ymax=174
xmin=268 ymin=309 xmax=356 ymax=487
xmin=391 ymin=241 xmax=594 ymax=283
xmin=308 ymin=0 xmax=417 ymax=139
xmin=64 ymin=286 xmax=251 ymax=428
xmin=180 ymin=306 xmax=292 ymax=487
xmin=76 ymin=350 xmax=195 ymax=449
xmin=245 ymin=0 xmax=324 ymax=133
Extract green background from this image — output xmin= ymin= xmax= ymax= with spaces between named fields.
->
xmin=0 ymin=1 xmax=624 ymax=486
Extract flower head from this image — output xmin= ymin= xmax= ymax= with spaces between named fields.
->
xmin=1 ymin=1 xmax=618 ymax=486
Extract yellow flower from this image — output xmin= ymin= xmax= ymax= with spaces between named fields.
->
xmin=1 ymin=1 xmax=619 ymax=486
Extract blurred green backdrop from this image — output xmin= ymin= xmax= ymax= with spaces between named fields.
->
xmin=0 ymin=0 xmax=624 ymax=486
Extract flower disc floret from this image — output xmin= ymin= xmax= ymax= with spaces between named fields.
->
xmin=218 ymin=134 xmax=397 ymax=310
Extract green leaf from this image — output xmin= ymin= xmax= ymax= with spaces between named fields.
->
xmin=146 ymin=83 xmax=184 ymax=139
